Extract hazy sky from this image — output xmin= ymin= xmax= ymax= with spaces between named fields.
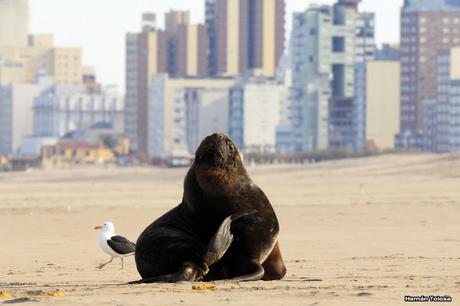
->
xmin=29 ymin=0 xmax=404 ymax=92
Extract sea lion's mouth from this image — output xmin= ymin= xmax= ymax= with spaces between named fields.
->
xmin=196 ymin=145 xmax=226 ymax=168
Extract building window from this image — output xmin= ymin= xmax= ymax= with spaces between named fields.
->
xmin=332 ymin=37 xmax=345 ymax=53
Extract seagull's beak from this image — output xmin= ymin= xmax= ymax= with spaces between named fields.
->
xmin=94 ymin=225 xmax=102 ymax=230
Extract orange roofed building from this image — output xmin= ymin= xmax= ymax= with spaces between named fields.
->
xmin=42 ymin=141 xmax=115 ymax=165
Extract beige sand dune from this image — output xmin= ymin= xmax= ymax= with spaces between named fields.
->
xmin=0 ymin=153 xmax=459 ymax=305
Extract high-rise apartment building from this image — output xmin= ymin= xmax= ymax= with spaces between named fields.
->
xmin=125 ymin=12 xmax=210 ymax=153
xmin=185 ymin=88 xmax=230 ymax=153
xmin=174 ymin=24 xmax=209 ymax=77
xmin=289 ymin=1 xmax=373 ymax=152
xmin=229 ymin=76 xmax=284 ymax=154
xmin=165 ymin=10 xmax=189 ymax=76
xmin=165 ymin=10 xmax=209 ymax=78
xmin=0 ymin=0 xmax=30 ymax=48
xmin=355 ymin=12 xmax=375 ymax=63
xmin=0 ymin=2 xmax=82 ymax=86
xmin=165 ymin=10 xmax=190 ymax=36
xmin=149 ymin=75 xmax=235 ymax=160
xmin=165 ymin=11 xmax=209 ymax=78
xmin=0 ymin=77 xmax=51 ymax=155
xmin=125 ymin=13 xmax=168 ymax=153
xmin=354 ymin=61 xmax=401 ymax=150
xmin=206 ymin=0 xmax=285 ymax=77
xmin=422 ymin=47 xmax=460 ymax=152
xmin=0 ymin=35 xmax=83 ymax=85
xmin=399 ymin=0 xmax=460 ymax=142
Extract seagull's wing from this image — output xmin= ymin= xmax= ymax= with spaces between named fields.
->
xmin=107 ymin=235 xmax=136 ymax=254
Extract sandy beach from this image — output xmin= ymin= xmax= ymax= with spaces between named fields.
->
xmin=1 ymin=153 xmax=459 ymax=305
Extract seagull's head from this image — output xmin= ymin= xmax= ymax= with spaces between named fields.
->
xmin=94 ymin=221 xmax=115 ymax=233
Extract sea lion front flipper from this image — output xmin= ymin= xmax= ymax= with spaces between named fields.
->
xmin=203 ymin=210 xmax=257 ymax=266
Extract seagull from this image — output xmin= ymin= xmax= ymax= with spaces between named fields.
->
xmin=94 ymin=221 xmax=136 ymax=270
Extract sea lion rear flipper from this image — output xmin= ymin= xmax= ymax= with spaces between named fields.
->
xmin=203 ymin=210 xmax=257 ymax=266
xmin=128 ymin=262 xmax=205 ymax=284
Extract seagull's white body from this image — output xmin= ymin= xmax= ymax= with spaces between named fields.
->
xmin=95 ymin=221 xmax=135 ymax=269
xmin=98 ymin=227 xmax=134 ymax=258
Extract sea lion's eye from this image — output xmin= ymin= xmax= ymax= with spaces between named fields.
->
xmin=227 ymin=142 xmax=234 ymax=155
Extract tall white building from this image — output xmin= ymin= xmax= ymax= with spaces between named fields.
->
xmin=33 ymin=85 xmax=124 ymax=138
xmin=0 ymin=0 xmax=30 ymax=48
xmin=185 ymin=88 xmax=230 ymax=153
xmin=353 ymin=44 xmax=400 ymax=151
xmin=229 ymin=77 xmax=284 ymax=154
xmin=149 ymin=75 xmax=234 ymax=160
xmin=289 ymin=0 xmax=374 ymax=152
xmin=0 ymin=77 xmax=51 ymax=155
xmin=353 ymin=61 xmax=400 ymax=150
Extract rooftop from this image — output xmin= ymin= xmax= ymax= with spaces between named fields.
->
xmin=57 ymin=141 xmax=105 ymax=150
xmin=403 ymin=0 xmax=460 ymax=12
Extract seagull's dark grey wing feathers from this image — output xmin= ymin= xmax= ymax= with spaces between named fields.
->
xmin=107 ymin=235 xmax=136 ymax=254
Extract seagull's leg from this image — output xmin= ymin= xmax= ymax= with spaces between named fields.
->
xmin=98 ymin=257 xmax=113 ymax=269
xmin=120 ymin=258 xmax=124 ymax=270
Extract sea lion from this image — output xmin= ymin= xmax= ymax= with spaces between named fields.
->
xmin=133 ymin=133 xmax=286 ymax=283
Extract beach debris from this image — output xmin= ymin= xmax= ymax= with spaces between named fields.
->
xmin=42 ymin=290 xmax=64 ymax=297
xmin=192 ymin=284 xmax=218 ymax=291
xmin=0 ymin=292 xmax=12 ymax=299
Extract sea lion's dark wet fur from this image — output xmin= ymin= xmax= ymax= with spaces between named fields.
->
xmin=134 ymin=133 xmax=286 ymax=282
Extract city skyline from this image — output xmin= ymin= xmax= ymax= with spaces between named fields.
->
xmin=29 ymin=0 xmax=403 ymax=91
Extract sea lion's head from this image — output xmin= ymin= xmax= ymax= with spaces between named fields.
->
xmin=192 ymin=133 xmax=248 ymax=192
xmin=195 ymin=133 xmax=244 ymax=168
